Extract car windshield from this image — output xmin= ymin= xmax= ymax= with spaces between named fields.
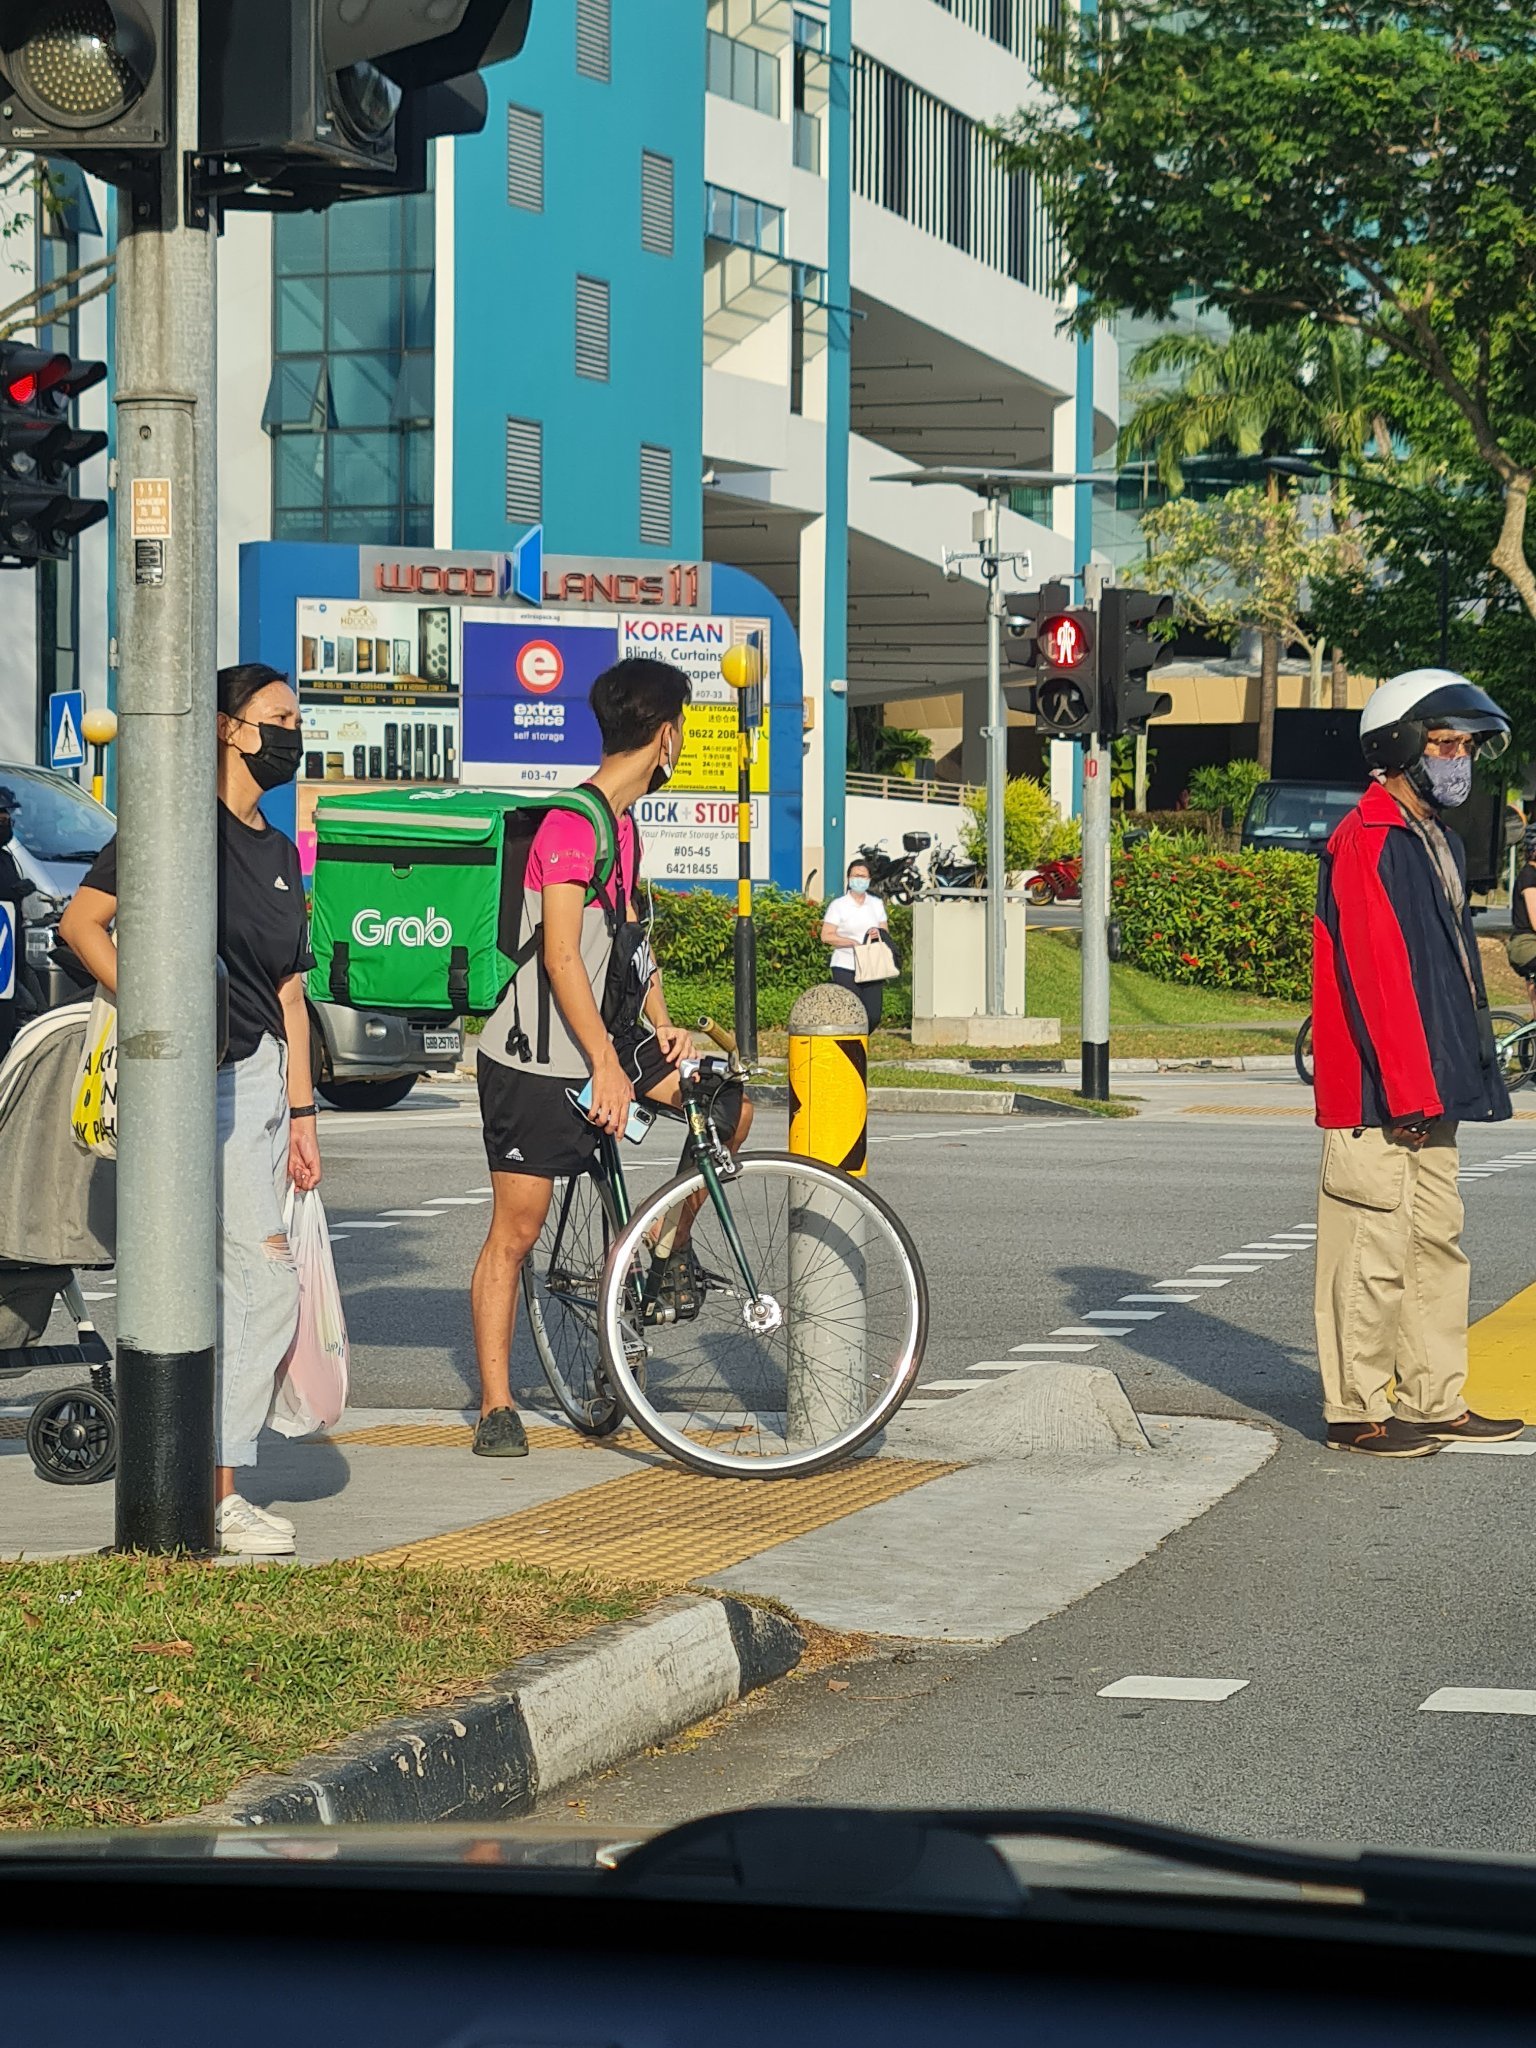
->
xmin=1244 ymin=786 xmax=1359 ymax=838
xmin=1 ymin=765 xmax=113 ymax=862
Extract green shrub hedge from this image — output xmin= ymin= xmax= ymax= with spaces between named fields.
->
xmin=1113 ymin=844 xmax=1316 ymax=1003
xmin=651 ymin=885 xmax=913 ymax=1029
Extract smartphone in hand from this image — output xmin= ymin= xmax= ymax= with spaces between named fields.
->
xmin=571 ymin=1080 xmax=654 ymax=1145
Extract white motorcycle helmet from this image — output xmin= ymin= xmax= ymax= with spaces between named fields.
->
xmin=1359 ymin=668 xmax=1509 ymax=801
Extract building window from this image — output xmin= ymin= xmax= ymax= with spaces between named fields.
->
xmin=706 ymin=29 xmax=780 ymax=117
xmin=574 ymin=275 xmax=610 ymax=381
xmin=576 ymin=0 xmax=611 ymax=81
xmin=640 ymin=149 xmax=674 ymax=255
xmin=507 ymin=104 xmax=544 ymax=210
xmin=927 ymin=0 xmax=1062 ymax=66
xmin=505 ymin=417 xmax=542 ymax=524
xmin=639 ymin=444 xmax=672 ymax=547
xmin=267 ymin=183 xmax=435 ymax=545
xmin=705 ymin=183 xmax=784 ymax=256
xmin=852 ymin=50 xmax=1056 ymax=289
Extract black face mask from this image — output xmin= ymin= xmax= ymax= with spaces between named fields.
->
xmin=0 ymin=816 xmax=12 ymax=847
xmin=238 ymin=721 xmax=303 ymax=791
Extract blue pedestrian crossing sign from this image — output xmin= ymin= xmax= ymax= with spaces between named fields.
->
xmin=0 ymin=902 xmax=13 ymax=1002
xmin=48 ymin=689 xmax=85 ymax=771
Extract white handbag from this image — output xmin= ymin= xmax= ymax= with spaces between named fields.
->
xmin=852 ymin=936 xmax=900 ymax=984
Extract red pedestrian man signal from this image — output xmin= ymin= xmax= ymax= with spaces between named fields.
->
xmin=1040 ymin=614 xmax=1089 ymax=669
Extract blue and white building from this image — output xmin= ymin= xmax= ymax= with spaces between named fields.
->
xmin=0 ymin=0 xmax=1118 ymax=884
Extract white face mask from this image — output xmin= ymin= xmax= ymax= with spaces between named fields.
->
xmin=848 ymin=875 xmax=870 ymax=897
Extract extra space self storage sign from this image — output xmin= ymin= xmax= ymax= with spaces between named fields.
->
xmin=460 ymin=617 xmax=609 ymax=782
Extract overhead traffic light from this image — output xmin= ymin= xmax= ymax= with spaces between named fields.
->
xmin=1101 ymin=587 xmax=1175 ymax=738
xmin=0 ymin=343 xmax=107 ymax=566
xmin=202 ymin=1 xmax=534 ymax=204
xmin=0 ymin=3 xmax=170 ymax=163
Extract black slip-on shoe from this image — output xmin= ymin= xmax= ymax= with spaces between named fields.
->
xmin=472 ymin=1407 xmax=529 ymax=1457
xmin=1415 ymin=1410 xmax=1525 ymax=1444
xmin=1326 ymin=1418 xmax=1440 ymax=1457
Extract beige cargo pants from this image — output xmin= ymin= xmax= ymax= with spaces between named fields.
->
xmin=1313 ymin=1121 xmax=1469 ymax=1425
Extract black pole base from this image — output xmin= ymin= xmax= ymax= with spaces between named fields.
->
xmin=734 ymin=912 xmax=759 ymax=1064
xmin=112 ymin=1344 xmax=216 ymax=1556
xmin=1081 ymin=1040 xmax=1110 ymax=1103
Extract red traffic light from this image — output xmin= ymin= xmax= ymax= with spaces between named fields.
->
xmin=6 ymin=372 xmax=35 ymax=404
xmin=1040 ymin=613 xmax=1090 ymax=669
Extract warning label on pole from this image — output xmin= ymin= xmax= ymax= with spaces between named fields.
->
xmin=130 ymin=477 xmax=172 ymax=539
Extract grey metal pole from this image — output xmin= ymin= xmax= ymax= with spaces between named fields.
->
xmin=983 ymin=490 xmax=1006 ymax=1016
xmin=113 ymin=0 xmax=220 ymax=1553
xmin=1080 ymin=732 xmax=1111 ymax=1101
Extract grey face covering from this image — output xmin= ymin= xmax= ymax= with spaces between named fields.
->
xmin=1420 ymin=752 xmax=1474 ymax=810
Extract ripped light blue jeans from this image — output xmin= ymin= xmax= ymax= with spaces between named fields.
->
xmin=215 ymin=1033 xmax=299 ymax=1468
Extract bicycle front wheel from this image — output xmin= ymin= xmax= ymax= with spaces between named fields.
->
xmin=598 ymin=1151 xmax=927 ymax=1479
xmin=1494 ymin=1015 xmax=1536 ymax=1093
xmin=524 ymin=1170 xmax=626 ymax=1436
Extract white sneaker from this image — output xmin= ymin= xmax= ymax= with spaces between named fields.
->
xmin=244 ymin=1500 xmax=296 ymax=1537
xmin=216 ymin=1494 xmax=297 ymax=1556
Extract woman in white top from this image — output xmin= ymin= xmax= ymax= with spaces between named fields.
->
xmin=820 ymin=856 xmax=891 ymax=1031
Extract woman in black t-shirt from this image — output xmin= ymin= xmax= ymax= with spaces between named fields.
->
xmin=1508 ymin=829 xmax=1536 ymax=1019
xmin=61 ymin=664 xmax=321 ymax=1557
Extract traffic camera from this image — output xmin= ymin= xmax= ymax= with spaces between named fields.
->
xmin=1101 ymin=587 xmax=1174 ymax=738
xmin=0 ymin=342 xmax=107 ymax=566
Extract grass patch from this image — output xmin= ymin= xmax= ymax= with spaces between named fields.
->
xmin=866 ymin=1064 xmax=1136 ymax=1115
xmin=0 ymin=1555 xmax=653 ymax=1831
xmin=1022 ymin=930 xmax=1302 ymax=1031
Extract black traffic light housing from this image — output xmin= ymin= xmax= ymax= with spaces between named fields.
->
xmin=0 ymin=2 xmax=170 ymax=183
xmin=202 ymin=0 xmax=533 ymax=207
xmin=1101 ymin=586 xmax=1175 ymax=738
xmin=0 ymin=342 xmax=108 ymax=566
xmin=1003 ymin=579 xmax=1067 ymax=719
xmin=1004 ymin=582 xmax=1101 ymax=737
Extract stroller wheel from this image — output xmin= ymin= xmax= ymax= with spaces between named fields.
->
xmin=27 ymin=1385 xmax=118 ymax=1486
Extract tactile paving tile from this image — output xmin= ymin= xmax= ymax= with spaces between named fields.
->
xmin=313 ymin=1420 xmax=748 ymax=1454
xmin=363 ymin=1456 xmax=961 ymax=1580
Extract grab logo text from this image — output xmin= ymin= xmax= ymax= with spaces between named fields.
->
xmin=351 ymin=907 xmax=452 ymax=948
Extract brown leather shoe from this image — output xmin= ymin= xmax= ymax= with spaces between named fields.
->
xmin=1415 ymin=1410 xmax=1525 ymax=1443
xmin=1326 ymin=1418 xmax=1440 ymax=1457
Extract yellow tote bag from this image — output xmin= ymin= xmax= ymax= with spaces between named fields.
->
xmin=69 ymin=988 xmax=118 ymax=1159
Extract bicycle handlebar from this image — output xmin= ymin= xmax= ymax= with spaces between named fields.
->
xmin=697 ymin=1015 xmax=738 ymax=1056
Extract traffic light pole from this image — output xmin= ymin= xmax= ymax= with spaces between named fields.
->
xmin=1080 ymin=730 xmax=1111 ymax=1100
xmin=113 ymin=0 xmax=220 ymax=1554
xmin=983 ymin=489 xmax=1007 ymax=1016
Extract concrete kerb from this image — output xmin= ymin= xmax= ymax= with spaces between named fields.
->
xmin=882 ymin=1363 xmax=1152 ymax=1462
xmin=186 ymin=1592 xmax=803 ymax=1829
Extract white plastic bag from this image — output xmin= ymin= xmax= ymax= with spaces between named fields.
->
xmin=269 ymin=1186 xmax=350 ymax=1438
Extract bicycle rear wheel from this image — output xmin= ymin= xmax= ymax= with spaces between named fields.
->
xmin=1494 ymin=1015 xmax=1536 ymax=1093
xmin=1294 ymin=1015 xmax=1314 ymax=1087
xmin=598 ymin=1151 xmax=927 ymax=1478
xmin=524 ymin=1171 xmax=626 ymax=1436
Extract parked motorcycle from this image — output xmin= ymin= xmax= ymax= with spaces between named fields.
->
xmin=919 ymin=844 xmax=980 ymax=894
xmin=856 ymin=834 xmax=930 ymax=907
xmin=1024 ymin=856 xmax=1082 ymax=906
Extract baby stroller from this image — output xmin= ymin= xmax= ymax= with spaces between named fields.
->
xmin=0 ymin=998 xmax=118 ymax=1483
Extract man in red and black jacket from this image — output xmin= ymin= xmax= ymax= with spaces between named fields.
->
xmin=1313 ymin=669 xmax=1523 ymax=1457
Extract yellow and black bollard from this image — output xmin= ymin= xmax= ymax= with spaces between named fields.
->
xmin=787 ymin=982 xmax=869 ymax=1177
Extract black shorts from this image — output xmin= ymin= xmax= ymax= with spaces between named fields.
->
xmin=477 ymin=1033 xmax=743 ymax=1178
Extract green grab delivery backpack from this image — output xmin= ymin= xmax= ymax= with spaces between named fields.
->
xmin=307 ymin=785 xmax=619 ymax=1019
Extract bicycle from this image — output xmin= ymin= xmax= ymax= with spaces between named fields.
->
xmin=1296 ymin=1008 xmax=1534 ymax=1092
xmin=522 ymin=1021 xmax=929 ymax=1479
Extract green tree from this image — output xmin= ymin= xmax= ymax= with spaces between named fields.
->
xmin=961 ymin=775 xmax=1058 ymax=878
xmin=997 ymin=1 xmax=1536 ymax=626
xmin=1139 ymin=485 xmax=1347 ymax=766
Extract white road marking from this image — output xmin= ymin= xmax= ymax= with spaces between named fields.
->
xmin=1229 ymin=1251 xmax=1293 ymax=1261
xmin=379 ymin=1208 xmax=444 ymax=1219
xmin=1053 ymin=1325 xmax=1133 ymax=1337
xmin=328 ymin=1234 xmax=350 ymax=1242
xmin=1009 ymin=1341 xmax=1098 ymax=1353
xmin=967 ymin=1360 xmax=1041 ymax=1372
xmin=1121 ymin=1292 xmax=1199 ymax=1304
xmin=923 ymin=1379 xmax=998 ymax=1391
xmin=467 ymin=1186 xmax=492 ymax=1195
xmin=424 ymin=1196 xmax=491 ymax=1206
xmin=81 ymin=1291 xmax=112 ymax=1302
xmin=1420 ymin=1687 xmax=1536 ymax=1715
xmin=1098 ymin=1676 xmax=1249 ymax=1702
xmin=1439 ymin=1440 xmax=1536 ymax=1456
xmin=1160 ymin=1277 xmax=1233 ymax=1289
xmin=1086 ymin=1308 xmax=1165 ymax=1320
xmin=1191 ymin=1262 xmax=1259 ymax=1273
xmin=330 ymin=1219 xmax=401 ymax=1230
